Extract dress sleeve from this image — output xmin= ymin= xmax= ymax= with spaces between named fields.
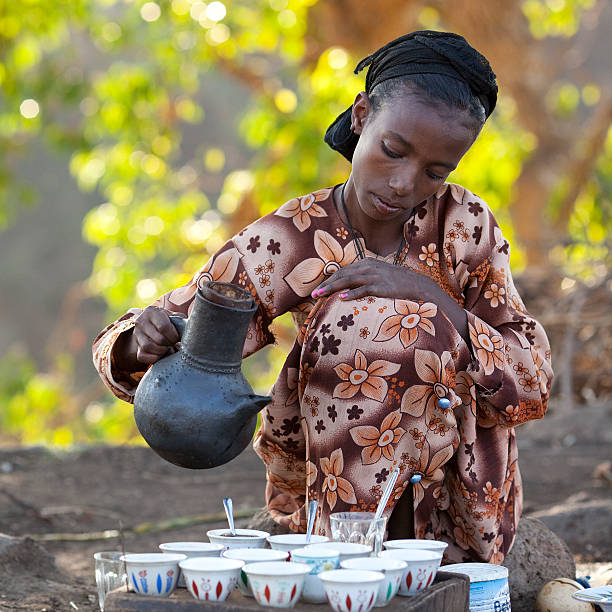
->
xmin=460 ymin=224 xmax=553 ymax=428
xmin=92 ymin=208 xmax=309 ymax=403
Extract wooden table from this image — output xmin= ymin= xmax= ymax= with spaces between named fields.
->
xmin=105 ymin=571 xmax=469 ymax=612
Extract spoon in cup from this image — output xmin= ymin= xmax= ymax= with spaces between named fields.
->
xmin=305 ymin=499 xmax=318 ymax=544
xmin=223 ymin=497 xmax=237 ymax=537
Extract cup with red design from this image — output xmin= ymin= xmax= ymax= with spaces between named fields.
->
xmin=378 ymin=549 xmax=442 ymax=596
xmin=303 ymin=541 xmax=372 ymax=562
xmin=340 ymin=557 xmax=407 ymax=607
xmin=243 ymin=561 xmax=311 ymax=608
xmin=222 ymin=548 xmax=289 ymax=597
xmin=319 ymin=569 xmax=384 ymax=612
xmin=382 ymin=538 xmax=448 ymax=556
xmin=121 ymin=553 xmax=186 ymax=598
xmin=159 ymin=542 xmax=223 ymax=587
xmin=179 ymin=557 xmax=244 ymax=602
xmin=267 ymin=533 xmax=329 ymax=560
xmin=207 ymin=528 xmax=269 ymax=551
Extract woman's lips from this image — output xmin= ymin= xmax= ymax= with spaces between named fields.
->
xmin=373 ymin=194 xmax=401 ymax=215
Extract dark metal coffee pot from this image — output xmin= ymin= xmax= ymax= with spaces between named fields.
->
xmin=133 ymin=281 xmax=271 ymax=469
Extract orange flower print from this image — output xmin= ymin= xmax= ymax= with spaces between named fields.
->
xmin=168 ymin=248 xmax=240 ymax=306
xmin=349 ymin=410 xmax=406 ymax=465
xmin=321 ymin=449 xmax=357 ymax=510
xmin=275 ymin=191 xmax=329 ymax=232
xmin=468 ymin=319 xmax=504 ymax=375
xmin=333 ymin=350 xmax=400 ymax=403
xmin=484 ymin=283 xmax=505 ymax=307
xmin=306 ymin=461 xmax=318 ymax=487
xmin=373 ymin=300 xmax=437 ymax=349
xmin=284 ymin=230 xmax=359 ymax=297
xmin=412 ymin=443 xmax=454 ymax=505
xmin=530 ymin=345 xmax=550 ymax=394
xmin=519 ymin=372 xmax=538 ymax=393
xmin=285 ymin=368 xmax=299 ymax=407
xmin=401 ymin=349 xmax=458 ymax=424
xmin=418 ymin=243 xmax=439 ymax=267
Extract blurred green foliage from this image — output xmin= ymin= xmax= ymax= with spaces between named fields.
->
xmin=0 ymin=0 xmax=610 ymax=445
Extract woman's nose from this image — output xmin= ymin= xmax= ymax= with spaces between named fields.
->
xmin=388 ymin=166 xmax=417 ymax=196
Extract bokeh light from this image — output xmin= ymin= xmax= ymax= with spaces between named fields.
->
xmin=141 ymin=2 xmax=162 ymax=22
xmin=19 ymin=98 xmax=40 ymax=119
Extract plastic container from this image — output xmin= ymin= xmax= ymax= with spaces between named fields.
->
xmin=443 ymin=563 xmax=510 ymax=611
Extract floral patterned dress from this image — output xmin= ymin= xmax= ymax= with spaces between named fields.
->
xmin=92 ymin=183 xmax=553 ymax=564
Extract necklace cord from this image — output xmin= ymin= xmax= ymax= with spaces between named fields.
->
xmin=340 ymin=182 xmax=417 ymax=267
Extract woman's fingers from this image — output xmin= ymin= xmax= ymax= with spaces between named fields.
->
xmin=133 ymin=306 xmax=182 ymax=364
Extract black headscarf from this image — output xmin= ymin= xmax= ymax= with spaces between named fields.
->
xmin=324 ymin=31 xmax=498 ymax=161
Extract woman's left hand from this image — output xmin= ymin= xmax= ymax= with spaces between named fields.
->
xmin=311 ymin=258 xmax=469 ymax=342
xmin=311 ymin=258 xmax=441 ymax=302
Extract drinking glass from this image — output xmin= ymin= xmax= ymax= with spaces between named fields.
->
xmin=94 ymin=551 xmax=129 ymax=611
xmin=329 ymin=512 xmax=387 ymax=555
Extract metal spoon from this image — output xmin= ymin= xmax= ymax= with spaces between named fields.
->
xmin=373 ymin=466 xmax=400 ymax=521
xmin=223 ymin=497 xmax=237 ymax=536
xmin=305 ymin=499 xmax=318 ymax=544
xmin=364 ymin=467 xmax=400 ymax=544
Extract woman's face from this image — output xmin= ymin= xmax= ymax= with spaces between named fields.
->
xmin=348 ymin=90 xmax=477 ymax=225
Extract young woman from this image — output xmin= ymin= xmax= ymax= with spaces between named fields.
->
xmin=93 ymin=31 xmax=553 ymax=564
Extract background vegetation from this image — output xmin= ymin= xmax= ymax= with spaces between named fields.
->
xmin=0 ymin=0 xmax=610 ymax=445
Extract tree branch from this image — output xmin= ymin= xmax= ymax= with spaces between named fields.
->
xmin=554 ymin=96 xmax=612 ymax=232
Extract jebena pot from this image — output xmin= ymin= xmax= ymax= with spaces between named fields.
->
xmin=133 ymin=281 xmax=271 ymax=469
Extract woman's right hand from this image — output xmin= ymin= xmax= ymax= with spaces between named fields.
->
xmin=114 ymin=306 xmax=183 ymax=371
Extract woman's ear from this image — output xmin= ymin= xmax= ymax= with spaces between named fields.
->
xmin=351 ymin=92 xmax=372 ymax=136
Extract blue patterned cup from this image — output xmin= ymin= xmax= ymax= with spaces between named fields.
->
xmin=291 ymin=546 xmax=341 ymax=603
xmin=121 ymin=553 xmax=186 ymax=597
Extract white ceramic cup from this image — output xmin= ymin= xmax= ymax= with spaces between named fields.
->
xmin=222 ymin=548 xmax=289 ymax=597
xmin=206 ymin=528 xmax=269 ymax=551
xmin=291 ymin=546 xmax=341 ymax=604
xmin=179 ymin=557 xmax=244 ymax=602
xmin=319 ymin=569 xmax=384 ymax=612
xmin=341 ymin=557 xmax=407 ymax=607
xmin=243 ymin=561 xmax=311 ymax=608
xmin=379 ymin=549 xmax=442 ymax=596
xmin=382 ymin=538 xmax=448 ymax=555
xmin=304 ymin=541 xmax=372 ymax=561
xmin=266 ymin=533 xmax=329 ymax=559
xmin=158 ymin=542 xmax=223 ymax=587
xmin=121 ymin=553 xmax=186 ymax=598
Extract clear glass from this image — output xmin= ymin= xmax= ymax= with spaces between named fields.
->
xmin=94 ymin=551 xmax=129 ymax=611
xmin=329 ymin=512 xmax=387 ymax=555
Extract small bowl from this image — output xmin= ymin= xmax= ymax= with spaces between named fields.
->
xmin=267 ymin=533 xmax=329 ymax=559
xmin=207 ymin=528 xmax=269 ymax=551
xmin=572 ymin=585 xmax=612 ymax=611
xmin=159 ymin=542 xmax=223 ymax=587
xmin=291 ymin=546 xmax=341 ymax=604
xmin=179 ymin=557 xmax=244 ymax=602
xmin=304 ymin=541 xmax=372 ymax=561
xmin=341 ymin=557 xmax=407 ymax=607
xmin=121 ymin=553 xmax=186 ymax=597
xmin=223 ymin=548 xmax=289 ymax=597
xmin=379 ymin=549 xmax=442 ymax=596
xmin=244 ymin=561 xmax=311 ymax=608
xmin=383 ymin=539 xmax=448 ymax=555
xmin=319 ymin=569 xmax=384 ymax=612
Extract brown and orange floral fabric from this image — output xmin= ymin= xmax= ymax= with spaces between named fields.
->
xmin=92 ymin=183 xmax=553 ymax=564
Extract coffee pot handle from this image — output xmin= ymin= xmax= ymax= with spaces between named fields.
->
xmin=169 ymin=315 xmax=187 ymax=338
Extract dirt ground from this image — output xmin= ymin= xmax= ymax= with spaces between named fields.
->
xmin=0 ymin=400 xmax=611 ymax=611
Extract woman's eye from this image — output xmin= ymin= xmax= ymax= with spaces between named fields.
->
xmin=427 ymin=170 xmax=444 ymax=181
xmin=381 ymin=142 xmax=401 ymax=159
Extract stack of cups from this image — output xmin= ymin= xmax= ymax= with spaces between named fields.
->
xmin=443 ymin=563 xmax=511 ymax=611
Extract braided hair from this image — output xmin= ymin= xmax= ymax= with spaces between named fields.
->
xmin=324 ymin=31 xmax=498 ymax=162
